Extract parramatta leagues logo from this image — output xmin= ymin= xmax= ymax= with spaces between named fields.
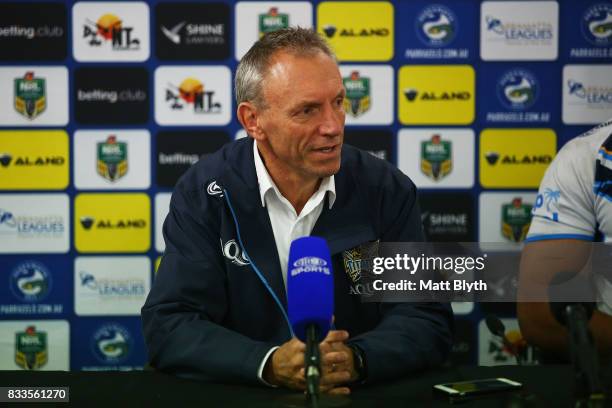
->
xmin=14 ymin=71 xmax=46 ymax=120
xmin=485 ymin=15 xmax=553 ymax=42
xmin=567 ymin=79 xmax=612 ymax=105
xmin=79 ymin=270 xmax=145 ymax=298
xmin=91 ymin=323 xmax=132 ymax=364
xmin=581 ymin=4 xmax=612 ymax=46
xmin=166 ymin=77 xmax=221 ymax=113
xmin=0 ymin=208 xmax=65 ymax=237
xmin=416 ymin=5 xmax=456 ymax=47
xmin=10 ymin=260 xmax=52 ymax=302
xmin=82 ymin=13 xmax=140 ymax=50
xmin=497 ymin=69 xmax=539 ymax=110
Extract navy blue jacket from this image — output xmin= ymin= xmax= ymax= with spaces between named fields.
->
xmin=142 ymin=137 xmax=453 ymax=385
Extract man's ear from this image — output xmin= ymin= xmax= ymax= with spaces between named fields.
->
xmin=237 ymin=102 xmax=264 ymax=141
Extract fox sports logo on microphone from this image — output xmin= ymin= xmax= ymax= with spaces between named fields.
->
xmin=291 ymin=257 xmax=331 ymax=276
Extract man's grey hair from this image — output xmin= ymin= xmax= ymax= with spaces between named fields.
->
xmin=235 ymin=27 xmax=336 ymax=109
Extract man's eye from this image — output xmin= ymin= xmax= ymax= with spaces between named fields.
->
xmin=302 ymin=107 xmax=314 ymax=115
xmin=335 ymin=97 xmax=344 ymax=107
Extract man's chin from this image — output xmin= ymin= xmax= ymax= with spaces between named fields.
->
xmin=313 ymin=161 xmax=341 ymax=178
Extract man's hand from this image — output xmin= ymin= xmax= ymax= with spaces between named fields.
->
xmin=263 ymin=330 xmax=357 ymax=395
xmin=263 ymin=337 xmax=306 ymax=390
xmin=318 ymin=330 xmax=357 ymax=395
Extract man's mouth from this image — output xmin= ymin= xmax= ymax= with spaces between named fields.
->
xmin=314 ymin=144 xmax=338 ymax=153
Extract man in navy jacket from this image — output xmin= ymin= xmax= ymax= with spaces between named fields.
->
xmin=142 ymin=28 xmax=453 ymax=394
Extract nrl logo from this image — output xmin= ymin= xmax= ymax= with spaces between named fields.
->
xmin=97 ymin=135 xmax=128 ymax=182
xmin=421 ymin=134 xmax=452 ymax=181
xmin=15 ymin=326 xmax=48 ymax=370
xmin=259 ymin=7 xmax=288 ymax=38
xmin=14 ymin=71 xmax=46 ymax=120
xmin=343 ymin=71 xmax=370 ymax=117
xmin=501 ymin=197 xmax=532 ymax=242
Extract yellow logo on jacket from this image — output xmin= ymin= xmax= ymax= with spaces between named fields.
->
xmin=75 ymin=193 xmax=150 ymax=253
xmin=398 ymin=65 xmax=475 ymax=125
xmin=0 ymin=131 xmax=69 ymax=190
xmin=480 ymin=129 xmax=557 ymax=188
xmin=317 ymin=1 xmax=394 ymax=61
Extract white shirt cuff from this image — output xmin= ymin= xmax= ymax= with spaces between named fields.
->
xmin=257 ymin=346 xmax=280 ymax=387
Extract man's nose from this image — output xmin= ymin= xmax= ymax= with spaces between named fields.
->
xmin=319 ymin=103 xmax=344 ymax=137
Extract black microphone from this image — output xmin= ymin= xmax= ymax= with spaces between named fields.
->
xmin=287 ymin=237 xmax=334 ymax=407
xmin=550 ymin=302 xmax=604 ymax=402
xmin=548 ymin=269 xmax=604 ymax=403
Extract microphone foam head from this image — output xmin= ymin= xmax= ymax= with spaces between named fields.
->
xmin=287 ymin=236 xmax=334 ymax=342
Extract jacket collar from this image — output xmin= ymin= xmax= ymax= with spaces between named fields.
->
xmin=218 ymin=138 xmax=376 ymax=307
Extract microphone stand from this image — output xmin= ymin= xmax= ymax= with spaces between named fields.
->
xmin=306 ymin=325 xmax=321 ymax=408
xmin=563 ymin=305 xmax=606 ymax=408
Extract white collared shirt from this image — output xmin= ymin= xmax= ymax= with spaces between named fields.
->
xmin=253 ymin=140 xmax=336 ymax=386
xmin=253 ymin=140 xmax=336 ymax=287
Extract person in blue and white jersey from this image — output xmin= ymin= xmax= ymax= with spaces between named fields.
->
xmin=518 ymin=119 xmax=612 ymax=357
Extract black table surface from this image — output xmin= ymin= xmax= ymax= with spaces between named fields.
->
xmin=0 ymin=365 xmax=582 ymax=407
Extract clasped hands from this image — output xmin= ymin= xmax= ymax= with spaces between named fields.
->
xmin=262 ymin=330 xmax=358 ymax=395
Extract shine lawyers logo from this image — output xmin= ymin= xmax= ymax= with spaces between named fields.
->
xmin=156 ymin=3 xmax=229 ymax=60
xmin=75 ymin=67 xmax=148 ymax=125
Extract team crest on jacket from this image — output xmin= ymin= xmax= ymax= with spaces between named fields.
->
xmin=15 ymin=326 xmax=48 ymax=370
xmin=14 ymin=72 xmax=46 ymax=120
xmin=221 ymin=238 xmax=249 ymax=266
xmin=207 ymin=180 xmax=223 ymax=197
xmin=342 ymin=240 xmax=379 ymax=283
xmin=343 ymin=247 xmax=363 ymax=283
xmin=421 ymin=134 xmax=452 ymax=181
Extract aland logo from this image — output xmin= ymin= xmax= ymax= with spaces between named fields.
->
xmin=317 ymin=1 xmax=393 ymax=61
xmin=0 ymin=130 xmax=69 ymax=190
xmin=75 ymin=193 xmax=150 ymax=253
xmin=398 ymin=65 xmax=474 ymax=125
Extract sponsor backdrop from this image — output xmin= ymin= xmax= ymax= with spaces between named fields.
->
xmin=0 ymin=0 xmax=610 ymax=370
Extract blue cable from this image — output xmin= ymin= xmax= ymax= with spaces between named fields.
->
xmin=223 ymin=189 xmax=295 ymax=338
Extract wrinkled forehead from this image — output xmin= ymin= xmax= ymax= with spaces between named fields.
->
xmin=260 ymin=50 xmax=342 ymax=102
